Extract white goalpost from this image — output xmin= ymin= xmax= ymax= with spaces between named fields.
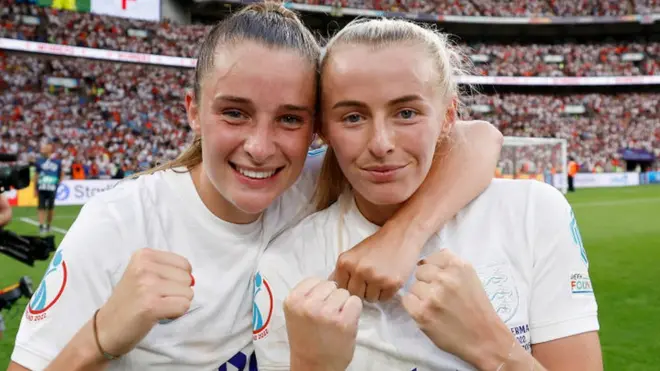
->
xmin=499 ymin=136 xmax=569 ymax=194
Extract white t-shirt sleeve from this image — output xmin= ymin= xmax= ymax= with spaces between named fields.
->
xmin=11 ymin=198 xmax=127 ymax=370
xmin=527 ymin=182 xmax=599 ymax=345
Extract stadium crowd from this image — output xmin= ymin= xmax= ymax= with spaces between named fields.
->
xmin=1 ymin=1 xmax=659 ymax=77
xmin=308 ymin=0 xmax=657 ymax=17
xmin=1 ymin=51 xmax=658 ymax=179
xmin=0 ymin=52 xmax=193 ymax=179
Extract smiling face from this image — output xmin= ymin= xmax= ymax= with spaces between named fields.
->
xmin=321 ymin=43 xmax=453 ymax=223
xmin=186 ymin=41 xmax=316 ymax=223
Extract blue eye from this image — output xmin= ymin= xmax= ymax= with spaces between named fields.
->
xmin=343 ymin=113 xmax=363 ymax=125
xmin=223 ymin=110 xmax=246 ymax=120
xmin=398 ymin=109 xmax=417 ymax=120
xmin=280 ymin=115 xmax=303 ymax=127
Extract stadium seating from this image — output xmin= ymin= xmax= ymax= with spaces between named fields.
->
xmin=0 ymin=52 xmax=193 ymax=178
xmin=1 ymin=1 xmax=659 ymax=77
xmin=2 ymin=51 xmax=658 ymax=178
xmin=1 ymin=0 xmax=658 ymax=178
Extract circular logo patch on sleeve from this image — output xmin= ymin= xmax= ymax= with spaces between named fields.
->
xmin=26 ymin=250 xmax=68 ymax=322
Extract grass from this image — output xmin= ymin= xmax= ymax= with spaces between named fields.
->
xmin=1 ymin=187 xmax=659 ymax=369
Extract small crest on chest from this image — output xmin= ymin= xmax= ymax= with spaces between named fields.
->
xmin=476 ymin=263 xmax=520 ymax=323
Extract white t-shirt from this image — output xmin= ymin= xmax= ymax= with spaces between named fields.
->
xmin=11 ymin=161 xmax=319 ymax=371
xmin=254 ymin=179 xmax=600 ymax=371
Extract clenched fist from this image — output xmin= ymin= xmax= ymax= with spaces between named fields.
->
xmin=284 ymin=277 xmax=363 ymax=371
xmin=402 ymin=249 xmax=514 ymax=370
xmin=95 ymin=248 xmax=195 ymax=357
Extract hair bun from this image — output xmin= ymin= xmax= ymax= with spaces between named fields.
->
xmin=239 ymin=2 xmax=298 ymax=20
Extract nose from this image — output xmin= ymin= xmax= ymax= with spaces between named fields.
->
xmin=368 ymin=117 xmax=395 ymax=158
xmin=243 ymin=121 xmax=276 ymax=164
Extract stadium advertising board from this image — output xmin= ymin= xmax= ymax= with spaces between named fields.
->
xmin=53 ymin=180 xmax=119 ymax=206
xmin=1 ymin=38 xmax=658 ymax=87
xmin=646 ymin=172 xmax=660 ymax=184
xmin=553 ymin=172 xmax=642 ymax=188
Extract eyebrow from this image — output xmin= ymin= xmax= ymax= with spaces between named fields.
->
xmin=331 ymin=94 xmax=424 ymax=110
xmin=214 ymin=94 xmax=313 ymax=115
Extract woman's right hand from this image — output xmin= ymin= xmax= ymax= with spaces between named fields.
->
xmin=284 ymin=277 xmax=363 ymax=371
xmin=95 ymin=248 xmax=194 ymax=357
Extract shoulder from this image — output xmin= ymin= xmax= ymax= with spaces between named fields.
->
xmin=472 ymin=178 xmax=563 ymax=208
xmin=71 ymin=170 xmax=178 ymax=250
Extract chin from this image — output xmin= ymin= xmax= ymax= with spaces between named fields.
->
xmin=359 ymin=184 xmax=413 ymax=206
xmin=233 ymin=193 xmax=279 ymax=215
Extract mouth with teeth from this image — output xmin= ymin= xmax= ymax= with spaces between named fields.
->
xmin=229 ymin=162 xmax=284 ymax=180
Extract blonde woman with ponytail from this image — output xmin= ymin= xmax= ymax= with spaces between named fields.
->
xmin=10 ymin=4 xmax=502 ymax=371
xmin=255 ymin=18 xmax=603 ymax=371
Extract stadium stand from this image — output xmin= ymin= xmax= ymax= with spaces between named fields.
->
xmin=1 ymin=50 xmax=658 ymax=178
xmin=1 ymin=1 xmax=659 ymax=78
xmin=0 ymin=0 xmax=658 ymax=179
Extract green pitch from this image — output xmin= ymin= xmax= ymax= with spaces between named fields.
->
xmin=1 ymin=186 xmax=659 ymax=369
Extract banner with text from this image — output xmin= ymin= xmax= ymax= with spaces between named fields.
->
xmin=54 ymin=179 xmax=119 ymax=205
xmin=553 ymin=172 xmax=641 ymax=189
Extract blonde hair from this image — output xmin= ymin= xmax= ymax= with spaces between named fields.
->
xmin=133 ymin=2 xmax=320 ymax=179
xmin=314 ymin=18 xmax=471 ymax=211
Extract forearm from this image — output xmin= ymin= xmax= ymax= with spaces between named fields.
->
xmin=385 ymin=120 xmax=503 ymax=242
xmin=44 ymin=319 xmax=110 ymax=371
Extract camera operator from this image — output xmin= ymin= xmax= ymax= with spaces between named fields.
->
xmin=0 ymin=193 xmax=11 ymax=228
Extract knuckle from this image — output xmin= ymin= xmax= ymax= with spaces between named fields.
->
xmin=181 ymin=258 xmax=193 ymax=273
xmin=384 ymin=276 xmax=404 ymax=289
xmin=359 ymin=265 xmax=376 ymax=279
xmin=135 ymin=248 xmax=154 ymax=261
xmin=336 ymin=253 xmax=354 ymax=270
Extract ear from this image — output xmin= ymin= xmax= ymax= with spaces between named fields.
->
xmin=442 ymin=98 xmax=458 ymax=136
xmin=185 ymin=90 xmax=201 ymax=136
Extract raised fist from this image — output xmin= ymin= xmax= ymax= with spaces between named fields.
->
xmin=284 ymin=277 xmax=363 ymax=371
xmin=95 ymin=248 xmax=195 ymax=357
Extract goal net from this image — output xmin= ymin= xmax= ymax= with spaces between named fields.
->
xmin=498 ymin=136 xmax=568 ymax=194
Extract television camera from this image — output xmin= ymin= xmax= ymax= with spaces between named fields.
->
xmin=1 ymin=153 xmax=56 ymax=336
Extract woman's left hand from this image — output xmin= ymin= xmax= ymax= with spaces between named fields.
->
xmin=401 ymin=248 xmax=519 ymax=370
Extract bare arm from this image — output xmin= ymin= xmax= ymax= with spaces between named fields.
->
xmin=477 ymin=331 xmax=602 ymax=371
xmin=531 ymin=332 xmax=603 ymax=371
xmin=9 ymin=317 xmax=110 ymax=371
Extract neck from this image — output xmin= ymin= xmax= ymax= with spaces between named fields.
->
xmin=353 ymin=191 xmax=403 ymax=227
xmin=190 ymin=165 xmax=262 ymax=225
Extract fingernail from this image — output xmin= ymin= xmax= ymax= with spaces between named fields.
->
xmin=190 ymin=274 xmax=195 ymax=287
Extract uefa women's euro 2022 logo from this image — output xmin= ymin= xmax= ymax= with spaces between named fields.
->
xmin=252 ymin=272 xmax=273 ymax=341
xmin=26 ymin=250 xmax=68 ymax=322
